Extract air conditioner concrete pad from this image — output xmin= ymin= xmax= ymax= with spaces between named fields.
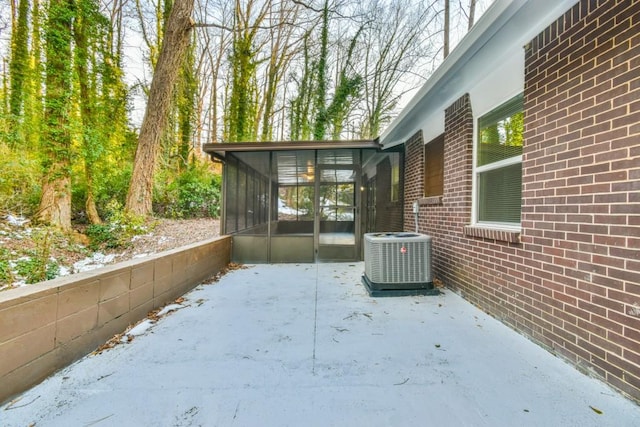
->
xmin=361 ymin=275 xmax=441 ymax=297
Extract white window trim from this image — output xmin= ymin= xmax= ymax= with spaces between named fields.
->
xmin=471 ymin=94 xmax=523 ymax=231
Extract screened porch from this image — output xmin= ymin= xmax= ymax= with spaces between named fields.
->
xmin=204 ymin=141 xmax=403 ymax=263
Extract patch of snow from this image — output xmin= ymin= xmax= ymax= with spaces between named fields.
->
xmin=133 ymin=253 xmax=149 ymax=259
xmin=73 ymin=253 xmax=116 ymax=273
xmin=121 ymin=319 xmax=156 ymax=342
xmin=131 ymin=233 xmax=153 ymax=242
xmin=278 ymin=198 xmax=307 ymax=216
xmin=6 ymin=214 xmax=30 ymax=227
xmin=157 ymin=303 xmax=184 ymax=317
xmin=58 ymin=265 xmax=71 ymax=277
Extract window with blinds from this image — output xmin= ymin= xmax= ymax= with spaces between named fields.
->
xmin=476 ymin=94 xmax=523 ymax=225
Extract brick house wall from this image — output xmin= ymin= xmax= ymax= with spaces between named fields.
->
xmin=404 ymin=0 xmax=640 ymax=401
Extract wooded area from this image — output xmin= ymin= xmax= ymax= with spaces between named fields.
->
xmin=0 ymin=0 xmax=484 ymax=229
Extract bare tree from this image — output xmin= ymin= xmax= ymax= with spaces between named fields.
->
xmin=358 ymin=0 xmax=441 ymax=138
xmin=259 ymin=1 xmax=301 ymax=140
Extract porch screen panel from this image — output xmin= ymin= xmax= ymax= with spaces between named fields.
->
xmin=225 ymin=156 xmax=239 ymax=233
xmin=233 ymin=152 xmax=271 ymax=233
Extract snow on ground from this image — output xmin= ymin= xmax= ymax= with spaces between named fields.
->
xmin=5 ymin=214 xmax=30 ymax=227
xmin=71 ymin=253 xmax=116 ymax=273
xmin=2 ymin=263 xmax=639 ymax=426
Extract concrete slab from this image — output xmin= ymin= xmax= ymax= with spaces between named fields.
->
xmin=1 ymin=263 xmax=638 ymax=426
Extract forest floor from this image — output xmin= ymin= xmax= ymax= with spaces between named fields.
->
xmin=0 ymin=216 xmax=220 ymax=291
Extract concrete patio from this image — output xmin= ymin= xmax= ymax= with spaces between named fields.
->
xmin=2 ymin=263 xmax=638 ymax=426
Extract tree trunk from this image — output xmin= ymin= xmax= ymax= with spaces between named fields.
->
xmin=38 ymin=0 xmax=74 ymax=231
xmin=443 ymin=0 xmax=450 ymax=59
xmin=75 ymin=0 xmax=103 ymax=225
xmin=8 ymin=0 xmax=30 ymax=147
xmin=468 ymin=0 xmax=476 ymax=30
xmin=85 ymin=170 xmax=102 ymax=224
xmin=125 ymin=0 xmax=194 ymax=216
xmin=39 ymin=176 xmax=72 ymax=230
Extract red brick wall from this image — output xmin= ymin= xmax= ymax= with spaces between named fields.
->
xmin=404 ymin=0 xmax=640 ymax=402
xmin=522 ymin=0 xmax=640 ymax=400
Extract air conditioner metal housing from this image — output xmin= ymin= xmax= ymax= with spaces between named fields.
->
xmin=362 ymin=232 xmax=435 ymax=296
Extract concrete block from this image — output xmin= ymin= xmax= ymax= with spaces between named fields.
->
xmin=57 ymin=280 xmax=100 ymax=319
xmin=154 ymin=274 xmax=173 ymax=298
xmin=56 ymin=306 xmax=98 ymax=345
xmin=131 ymin=262 xmax=154 ymax=289
xmin=98 ymin=293 xmax=129 ymax=326
xmin=96 ymin=315 xmax=131 ymax=344
xmin=0 ymin=323 xmax=56 ymax=378
xmin=129 ymin=300 xmax=154 ymax=325
xmin=130 ymin=281 xmax=154 ymax=310
xmin=172 ymin=251 xmax=189 ymax=275
xmin=0 ymin=284 xmax=57 ymax=310
xmin=0 ymin=294 xmax=57 ymax=343
xmin=154 ymin=257 xmax=173 ymax=280
xmin=0 ymin=347 xmax=60 ymax=405
xmin=99 ymin=270 xmax=131 ymax=302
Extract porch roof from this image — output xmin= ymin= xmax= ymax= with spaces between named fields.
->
xmin=203 ymin=139 xmax=381 ymax=161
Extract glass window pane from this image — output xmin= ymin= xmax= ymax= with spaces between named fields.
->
xmin=478 ymin=95 xmax=524 ymax=167
xmin=278 ymin=185 xmax=314 ymax=220
xmin=478 ymin=163 xmax=522 ymax=223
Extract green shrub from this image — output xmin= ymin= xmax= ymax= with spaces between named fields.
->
xmin=154 ymin=163 xmax=221 ymax=219
xmin=12 ymin=229 xmax=60 ymax=284
xmin=15 ymin=255 xmax=59 ymax=284
xmin=0 ymin=248 xmax=13 ymax=283
xmin=85 ymin=203 xmax=149 ymax=250
xmin=0 ymin=144 xmax=41 ymax=216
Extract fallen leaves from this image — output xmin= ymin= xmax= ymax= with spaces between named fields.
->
xmin=92 ymin=295 xmax=188 ymax=355
xmin=589 ymin=405 xmax=603 ymax=415
xmin=206 ymin=262 xmax=247 ymax=283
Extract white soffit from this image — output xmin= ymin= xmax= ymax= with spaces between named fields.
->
xmin=380 ymin=0 xmax=578 ymax=149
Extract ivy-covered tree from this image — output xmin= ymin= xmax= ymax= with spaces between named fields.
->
xmin=311 ymin=0 xmax=329 ymax=141
xmin=224 ymin=0 xmax=267 ymax=142
xmin=38 ymin=0 xmax=75 ymax=231
xmin=8 ymin=0 xmax=30 ymax=147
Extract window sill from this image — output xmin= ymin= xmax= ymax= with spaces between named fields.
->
xmin=463 ymin=225 xmax=521 ymax=243
xmin=418 ymin=196 xmax=443 ymax=206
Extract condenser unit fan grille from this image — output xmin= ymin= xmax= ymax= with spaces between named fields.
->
xmin=363 ymin=232 xmax=433 ymax=291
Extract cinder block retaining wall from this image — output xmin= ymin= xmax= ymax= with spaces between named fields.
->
xmin=0 ymin=236 xmax=231 ymax=404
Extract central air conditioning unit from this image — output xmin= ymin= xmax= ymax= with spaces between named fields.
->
xmin=362 ymin=232 xmax=436 ymax=296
